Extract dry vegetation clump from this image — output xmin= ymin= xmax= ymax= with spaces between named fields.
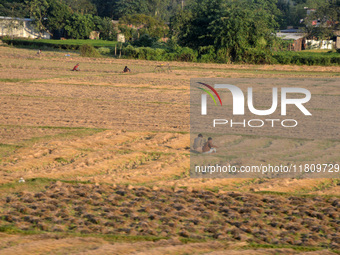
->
xmin=0 ymin=181 xmax=339 ymax=251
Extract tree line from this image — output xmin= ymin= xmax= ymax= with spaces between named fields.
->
xmin=0 ymin=0 xmax=339 ymax=61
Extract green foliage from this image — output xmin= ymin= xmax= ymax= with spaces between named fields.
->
xmin=120 ymin=43 xmax=340 ymax=65
xmin=61 ymin=0 xmax=96 ymax=15
xmin=278 ymin=0 xmax=339 ymax=32
xmin=91 ymin=0 xmax=182 ymax=21
xmin=215 ymin=47 xmax=230 ymax=63
xmin=1 ymin=38 xmax=118 ymax=50
xmin=16 ymin=0 xmax=98 ymax=39
xmin=304 ymin=0 xmax=340 ymax=39
xmin=171 ymin=0 xmax=280 ymax=62
xmin=79 ymin=44 xmax=100 ymax=57
xmin=171 ymin=0 xmax=222 ymax=49
xmin=119 ymin=14 xmax=168 ymax=40
xmin=174 ymin=46 xmax=197 ymax=62
xmin=198 ymin=46 xmax=216 ymax=63
xmin=122 ymin=44 xmax=197 ymax=62
xmin=166 ymin=36 xmax=180 ymax=51
xmin=242 ymin=48 xmax=276 ymax=64
xmin=133 ymin=34 xmax=155 ymax=47
xmin=46 ymin=0 xmax=72 ymax=35
xmin=25 ymin=0 xmax=51 ymax=36
xmin=94 ymin=16 xmax=117 ymax=41
xmin=3 ymin=38 xmax=340 ymax=66
xmin=3 ymin=0 xmax=337 ymax=45
xmin=122 ymin=44 xmax=139 ymax=58
xmin=97 ymin=47 xmax=111 ymax=55
xmin=64 ymin=13 xmax=95 ymax=39
xmin=273 ymin=51 xmax=340 ymax=65
xmin=115 ymin=0 xmax=150 ymax=18
xmin=0 ymin=0 xmax=28 ymax=18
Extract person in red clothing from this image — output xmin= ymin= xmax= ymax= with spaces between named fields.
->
xmin=72 ymin=63 xmax=80 ymax=71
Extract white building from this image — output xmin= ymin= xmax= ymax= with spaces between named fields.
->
xmin=0 ymin=16 xmax=50 ymax=39
xmin=305 ymin=39 xmax=334 ymax=50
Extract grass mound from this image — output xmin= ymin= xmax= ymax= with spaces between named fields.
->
xmin=79 ymin=44 xmax=101 ymax=58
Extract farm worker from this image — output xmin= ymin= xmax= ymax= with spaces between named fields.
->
xmin=202 ymin=137 xmax=218 ymax=154
xmin=72 ymin=63 xmax=80 ymax=71
xmin=193 ymin=134 xmax=204 ymax=153
xmin=123 ymin=66 xmax=131 ymax=73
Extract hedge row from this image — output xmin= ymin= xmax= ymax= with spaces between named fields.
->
xmin=2 ymin=38 xmax=340 ymax=65
xmin=122 ymin=45 xmax=198 ymax=62
xmin=1 ymin=38 xmax=117 ymax=50
xmin=121 ymin=46 xmax=340 ymax=66
xmin=273 ymin=52 xmax=340 ymax=65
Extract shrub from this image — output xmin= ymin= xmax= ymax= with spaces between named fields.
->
xmin=139 ymin=47 xmax=166 ymax=60
xmin=174 ymin=47 xmax=197 ymax=62
xmin=136 ymin=47 xmax=150 ymax=59
xmin=215 ymin=48 xmax=230 ymax=63
xmin=133 ymin=34 xmax=154 ymax=47
xmin=242 ymin=48 xmax=275 ymax=64
xmin=123 ymin=45 xmax=139 ymax=58
xmin=97 ymin=47 xmax=111 ymax=55
xmin=272 ymin=51 xmax=340 ymax=66
xmin=122 ymin=45 xmax=197 ymax=62
xmin=331 ymin=56 xmax=340 ymax=64
xmin=273 ymin=53 xmax=291 ymax=64
xmin=79 ymin=44 xmax=100 ymax=57
xmin=198 ymin=46 xmax=216 ymax=63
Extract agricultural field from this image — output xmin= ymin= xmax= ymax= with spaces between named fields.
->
xmin=0 ymin=46 xmax=339 ymax=254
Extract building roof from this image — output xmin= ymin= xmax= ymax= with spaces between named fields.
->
xmin=276 ymin=32 xmax=306 ymax=40
xmin=280 ymin=28 xmax=304 ymax=33
xmin=0 ymin=16 xmax=32 ymax=22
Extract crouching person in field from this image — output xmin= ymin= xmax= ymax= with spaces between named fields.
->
xmin=72 ymin=63 xmax=80 ymax=71
xmin=202 ymin=137 xmax=218 ymax=154
xmin=123 ymin=66 xmax=131 ymax=73
xmin=193 ymin=134 xmax=204 ymax=153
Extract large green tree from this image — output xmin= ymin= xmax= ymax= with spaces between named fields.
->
xmin=46 ymin=0 xmax=72 ymax=31
xmin=170 ymin=0 xmax=280 ymax=61
xmin=25 ymin=0 xmax=74 ymax=37
xmin=170 ymin=0 xmax=223 ymax=49
xmin=115 ymin=0 xmax=150 ymax=18
xmin=0 ymin=0 xmax=28 ymax=17
xmin=211 ymin=2 xmax=278 ymax=61
xmin=25 ymin=0 xmax=51 ymax=36
xmin=93 ymin=16 xmax=117 ymax=40
xmin=90 ymin=0 xmax=183 ymax=21
xmin=119 ymin=14 xmax=168 ymax=39
xmin=64 ymin=13 xmax=95 ymax=39
xmin=62 ymin=0 xmax=96 ymax=15
xmin=90 ymin=0 xmax=118 ymax=19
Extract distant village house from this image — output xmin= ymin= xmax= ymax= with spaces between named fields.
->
xmin=276 ymin=29 xmax=306 ymax=51
xmin=0 ymin=16 xmax=50 ymax=39
xmin=276 ymin=28 xmax=337 ymax=51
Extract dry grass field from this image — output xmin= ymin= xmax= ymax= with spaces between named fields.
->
xmin=0 ymin=46 xmax=339 ymax=254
